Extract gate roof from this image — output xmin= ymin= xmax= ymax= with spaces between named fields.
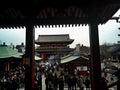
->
xmin=0 ymin=0 xmax=119 ymax=28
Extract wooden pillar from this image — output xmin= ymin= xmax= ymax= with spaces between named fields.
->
xmin=25 ymin=25 xmax=35 ymax=90
xmin=89 ymin=23 xmax=101 ymax=90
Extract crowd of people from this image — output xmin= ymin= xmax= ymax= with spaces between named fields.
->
xmin=0 ymin=63 xmax=25 ymax=90
xmin=0 ymin=62 xmax=91 ymax=90
xmin=44 ymin=70 xmax=91 ymax=90
xmin=34 ymin=62 xmax=91 ymax=90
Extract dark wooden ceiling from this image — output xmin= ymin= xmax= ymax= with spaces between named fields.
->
xmin=0 ymin=0 xmax=120 ymax=28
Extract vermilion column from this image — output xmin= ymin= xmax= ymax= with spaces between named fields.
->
xmin=89 ymin=23 xmax=101 ymax=90
xmin=25 ymin=25 xmax=35 ymax=90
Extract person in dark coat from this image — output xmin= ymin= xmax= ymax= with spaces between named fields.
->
xmin=67 ymin=75 xmax=72 ymax=90
xmin=11 ymin=79 xmax=19 ymax=90
xmin=53 ymin=73 xmax=58 ymax=90
xmin=58 ymin=75 xmax=64 ymax=90
xmin=38 ymin=74 xmax=42 ymax=90
xmin=100 ymin=77 xmax=108 ymax=90
xmin=84 ymin=77 xmax=90 ymax=90
xmin=45 ymin=75 xmax=49 ymax=90
xmin=72 ymin=75 xmax=77 ymax=90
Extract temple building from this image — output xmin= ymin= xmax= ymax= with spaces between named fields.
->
xmin=0 ymin=4 xmax=119 ymax=90
xmin=61 ymin=50 xmax=89 ymax=75
xmin=35 ymin=34 xmax=74 ymax=62
xmin=61 ymin=44 xmax=90 ymax=75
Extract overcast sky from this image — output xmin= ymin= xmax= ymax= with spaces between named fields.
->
xmin=0 ymin=9 xmax=120 ymax=48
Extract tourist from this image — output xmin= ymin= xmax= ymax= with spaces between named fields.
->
xmin=58 ymin=73 xmax=64 ymax=90
xmin=77 ymin=75 xmax=84 ymax=90
xmin=53 ymin=73 xmax=58 ymax=90
xmin=84 ymin=77 xmax=90 ymax=90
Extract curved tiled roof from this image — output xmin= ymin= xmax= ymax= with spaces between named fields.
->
xmin=61 ymin=55 xmax=88 ymax=64
xmin=0 ymin=45 xmax=22 ymax=59
xmin=35 ymin=34 xmax=74 ymax=44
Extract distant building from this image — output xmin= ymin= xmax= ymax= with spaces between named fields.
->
xmin=35 ymin=34 xmax=74 ymax=62
xmin=75 ymin=44 xmax=90 ymax=55
xmin=108 ymin=44 xmax=120 ymax=61
xmin=16 ymin=42 xmax=25 ymax=53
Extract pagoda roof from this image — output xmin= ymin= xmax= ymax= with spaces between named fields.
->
xmin=35 ymin=34 xmax=74 ymax=44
